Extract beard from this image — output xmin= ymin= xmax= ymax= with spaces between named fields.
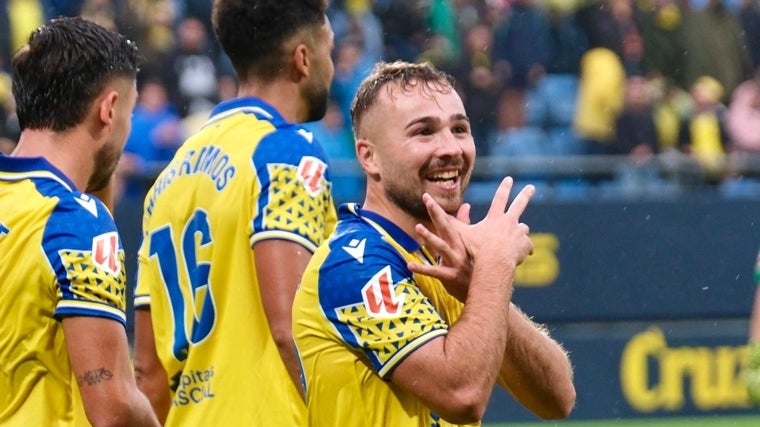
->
xmin=303 ymin=79 xmax=329 ymax=123
xmin=384 ymin=159 xmax=470 ymax=222
xmin=86 ymin=141 xmax=121 ymax=193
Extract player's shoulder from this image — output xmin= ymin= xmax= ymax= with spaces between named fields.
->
xmin=46 ymin=190 xmax=119 ymax=248
xmin=320 ymin=206 xmax=408 ymax=279
xmin=255 ymin=123 xmax=328 ymax=165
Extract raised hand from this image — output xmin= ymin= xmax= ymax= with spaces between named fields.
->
xmin=408 ymin=177 xmax=535 ymax=301
xmin=408 ymin=197 xmax=473 ymax=301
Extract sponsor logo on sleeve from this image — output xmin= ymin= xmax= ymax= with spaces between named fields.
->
xmin=297 ymin=156 xmax=327 ymax=197
xmin=362 ymin=265 xmax=405 ymax=318
xmin=92 ymin=231 xmax=120 ymax=276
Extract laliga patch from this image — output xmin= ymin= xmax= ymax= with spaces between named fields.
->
xmin=92 ymin=231 xmax=121 ymax=276
xmin=297 ymin=156 xmax=327 ymax=197
xmin=361 ymin=266 xmax=406 ymax=318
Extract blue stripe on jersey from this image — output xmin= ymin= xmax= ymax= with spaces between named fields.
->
xmin=0 ymin=154 xmax=76 ymax=191
xmin=359 ymin=208 xmax=421 ymax=253
xmin=207 ymin=97 xmax=284 ymax=126
xmin=317 ymin=208 xmax=414 ymax=337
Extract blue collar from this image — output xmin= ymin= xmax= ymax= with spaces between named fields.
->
xmin=207 ymin=97 xmax=287 ymax=125
xmin=341 ymin=203 xmax=422 ymax=253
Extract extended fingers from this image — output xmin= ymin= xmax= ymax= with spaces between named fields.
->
xmin=456 ymin=202 xmax=471 ymax=225
xmin=422 ymin=193 xmax=451 ymax=233
xmin=415 ymin=223 xmax=455 ymax=257
xmin=506 ymin=184 xmax=535 ymax=218
xmin=486 ymin=177 xmax=514 ymax=218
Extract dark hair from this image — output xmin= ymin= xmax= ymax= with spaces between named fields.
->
xmin=350 ymin=61 xmax=456 ymax=138
xmin=11 ymin=17 xmax=141 ymax=132
xmin=212 ymin=0 xmax=328 ymax=82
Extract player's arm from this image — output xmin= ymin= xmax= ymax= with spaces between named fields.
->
xmin=134 ymin=307 xmax=171 ymax=424
xmin=254 ymin=239 xmax=312 ymax=399
xmin=62 ymin=315 xmax=160 ymax=427
xmin=391 ymin=179 xmax=536 ymax=424
xmin=495 ymin=303 xmax=576 ymax=419
xmin=749 ymin=287 xmax=760 ymax=344
xmin=745 ymin=276 xmax=760 ymax=405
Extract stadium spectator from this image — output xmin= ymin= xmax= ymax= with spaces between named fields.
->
xmin=373 ymin=0 xmax=429 ymax=62
xmin=0 ymin=0 xmax=47 ymax=67
xmin=679 ymin=0 xmax=751 ymax=99
xmin=678 ymin=75 xmax=730 ymax=180
xmin=119 ymin=76 xmax=185 ymax=201
xmin=616 ymin=76 xmax=661 ymax=156
xmin=330 ymin=36 xmax=374 ymax=131
xmin=164 ymin=16 xmax=221 ymax=116
xmin=293 ymin=60 xmax=576 ymax=426
xmin=573 ymin=47 xmax=626 ymax=155
xmin=132 ymin=0 xmax=337 ymax=425
xmin=0 ymin=16 xmax=159 ymax=426
xmin=737 ymin=0 xmax=760 ymax=74
xmin=491 ymin=0 xmax=552 ymax=130
xmin=451 ymin=22 xmax=500 ymax=157
xmin=725 ymin=73 xmax=760 ymax=153
xmin=575 ymin=0 xmax=629 ymax=58
xmin=635 ymin=0 xmax=685 ymax=83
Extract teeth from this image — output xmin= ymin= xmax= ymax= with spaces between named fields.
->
xmin=429 ymin=171 xmax=458 ymax=180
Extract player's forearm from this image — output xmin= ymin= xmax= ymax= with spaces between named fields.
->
xmin=426 ymin=259 xmax=514 ymax=423
xmin=85 ymin=388 xmax=161 ymax=427
xmin=121 ymin=392 xmax=163 ymax=427
xmin=134 ymin=369 xmax=170 ymax=424
xmin=497 ymin=304 xmax=575 ymax=419
xmin=275 ymin=339 xmax=306 ymax=400
xmin=749 ymin=287 xmax=760 ymax=342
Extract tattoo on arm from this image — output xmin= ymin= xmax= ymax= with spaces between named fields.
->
xmin=78 ymin=367 xmax=114 ymax=386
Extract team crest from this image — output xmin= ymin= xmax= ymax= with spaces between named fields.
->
xmin=361 ymin=265 xmax=406 ymax=318
xmin=92 ymin=231 xmax=121 ymax=276
xmin=297 ymin=156 xmax=327 ymax=197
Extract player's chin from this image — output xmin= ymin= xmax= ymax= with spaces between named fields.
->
xmin=430 ymin=192 xmax=464 ymax=216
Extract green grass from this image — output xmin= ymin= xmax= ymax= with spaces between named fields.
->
xmin=485 ymin=415 xmax=760 ymax=427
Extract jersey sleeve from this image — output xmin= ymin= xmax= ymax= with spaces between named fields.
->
xmin=317 ymin=233 xmax=449 ymax=378
xmin=44 ymin=193 xmax=127 ymax=325
xmin=250 ymin=127 xmax=334 ymax=252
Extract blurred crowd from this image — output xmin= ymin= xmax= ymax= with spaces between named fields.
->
xmin=2 ymin=0 xmax=760 ymax=201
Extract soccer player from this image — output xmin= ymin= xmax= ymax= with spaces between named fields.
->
xmin=745 ymin=248 xmax=760 ymax=404
xmin=0 ymin=17 xmax=160 ymax=426
xmin=293 ymin=61 xmax=577 ymax=426
xmin=132 ymin=0 xmax=337 ymax=425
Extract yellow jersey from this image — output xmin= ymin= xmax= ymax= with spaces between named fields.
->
xmin=293 ymin=203 xmax=477 ymax=427
xmin=0 ymin=155 xmax=127 ymax=426
xmin=134 ymin=97 xmax=336 ymax=426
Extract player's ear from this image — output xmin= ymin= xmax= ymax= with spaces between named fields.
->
xmin=356 ymin=138 xmax=379 ymax=177
xmin=98 ymin=89 xmax=119 ymax=131
xmin=291 ymin=43 xmax=309 ymax=82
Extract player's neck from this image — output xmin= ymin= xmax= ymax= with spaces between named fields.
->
xmin=362 ymin=190 xmax=430 ymax=243
xmin=12 ymin=128 xmax=93 ymax=191
xmin=237 ymin=80 xmax=303 ymax=123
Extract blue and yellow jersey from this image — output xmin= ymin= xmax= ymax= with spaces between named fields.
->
xmin=0 ymin=155 xmax=127 ymax=426
xmin=134 ymin=97 xmax=336 ymax=426
xmin=293 ymin=203 xmax=477 ymax=427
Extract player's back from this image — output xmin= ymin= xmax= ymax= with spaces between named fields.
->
xmin=0 ymin=155 xmax=125 ymax=425
xmin=136 ymin=98 xmax=335 ymax=426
